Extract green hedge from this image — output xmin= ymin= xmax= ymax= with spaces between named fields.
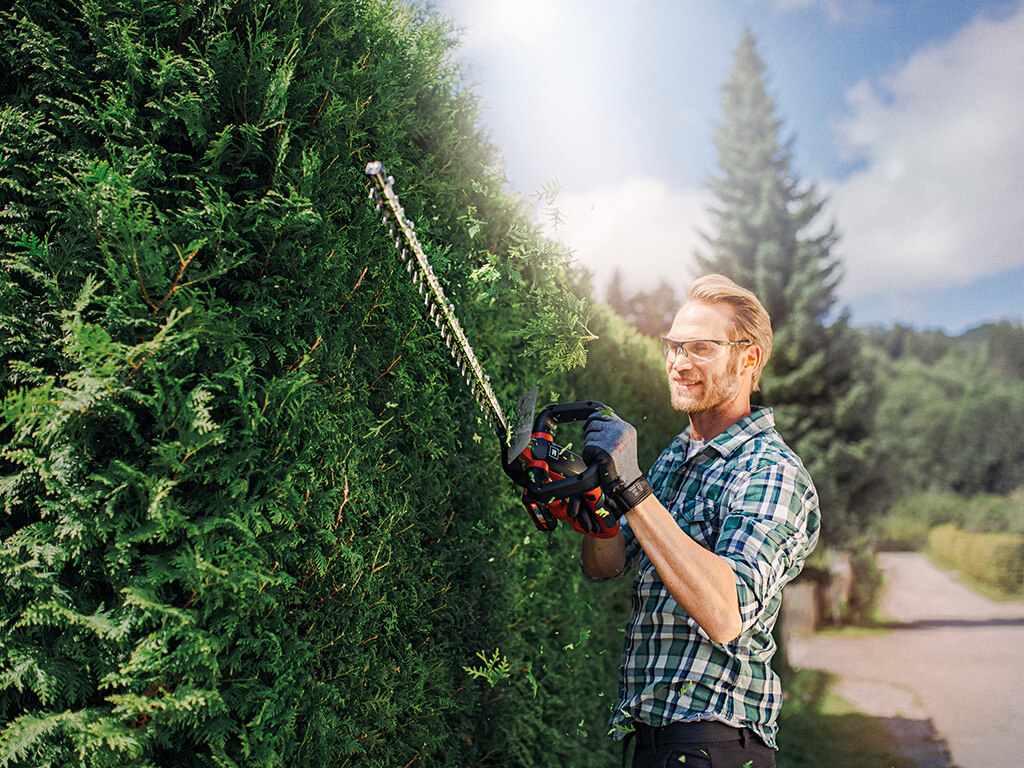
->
xmin=0 ymin=1 xmax=663 ymax=766
xmin=871 ymin=492 xmax=962 ymax=550
xmin=928 ymin=524 xmax=1024 ymax=593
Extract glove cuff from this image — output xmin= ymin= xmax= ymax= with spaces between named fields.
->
xmin=606 ymin=476 xmax=653 ymax=517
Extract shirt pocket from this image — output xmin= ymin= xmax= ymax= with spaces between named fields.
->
xmin=681 ymin=497 xmax=720 ymax=549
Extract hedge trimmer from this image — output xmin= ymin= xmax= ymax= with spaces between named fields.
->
xmin=364 ymin=161 xmax=618 ymax=538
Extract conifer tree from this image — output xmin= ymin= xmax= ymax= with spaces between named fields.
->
xmin=606 ymin=268 xmax=629 ymax=320
xmin=605 ymin=270 xmax=680 ymax=338
xmin=697 ymin=30 xmax=875 ymax=539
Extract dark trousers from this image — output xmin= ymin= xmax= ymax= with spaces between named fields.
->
xmin=625 ymin=721 xmax=776 ymax=768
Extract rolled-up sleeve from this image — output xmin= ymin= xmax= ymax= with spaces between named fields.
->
xmin=715 ymin=461 xmax=820 ymax=633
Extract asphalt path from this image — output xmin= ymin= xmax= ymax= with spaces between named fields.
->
xmin=789 ymin=551 xmax=1024 ymax=768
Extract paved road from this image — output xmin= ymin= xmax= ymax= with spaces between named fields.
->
xmin=790 ymin=551 xmax=1024 ymax=768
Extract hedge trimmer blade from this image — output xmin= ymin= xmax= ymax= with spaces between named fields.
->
xmin=364 ymin=161 xmax=617 ymax=539
xmin=365 ymin=161 xmax=508 ymax=441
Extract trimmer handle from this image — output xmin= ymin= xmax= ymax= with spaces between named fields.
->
xmin=505 ymin=399 xmax=619 ymax=538
xmin=532 ymin=400 xmax=607 ymax=433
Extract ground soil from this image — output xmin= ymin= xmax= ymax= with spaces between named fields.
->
xmin=789 ymin=551 xmax=1024 ymax=768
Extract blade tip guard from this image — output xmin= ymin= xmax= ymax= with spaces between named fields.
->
xmin=504 ymin=387 xmax=539 ymax=466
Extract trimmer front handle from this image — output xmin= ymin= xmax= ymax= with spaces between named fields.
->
xmin=504 ymin=399 xmax=619 ymax=539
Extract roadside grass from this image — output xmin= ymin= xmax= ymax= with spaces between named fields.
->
xmin=777 ymin=669 xmax=915 ymax=768
xmin=812 ymin=609 xmax=903 ymax=638
xmin=925 ymin=550 xmax=1024 ymax=602
xmin=812 ymin=623 xmax=892 ymax=638
xmin=812 ymin=580 xmax=901 ymax=639
xmin=955 ymin=571 xmax=1024 ymax=601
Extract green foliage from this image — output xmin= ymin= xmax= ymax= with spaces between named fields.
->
xmin=604 ymin=271 xmax=680 ymax=339
xmin=842 ymin=549 xmax=884 ymax=627
xmin=0 ymin=1 xmax=626 ymax=766
xmin=928 ymin=524 xmax=1024 ymax=594
xmin=562 ymin=303 xmax=683 ymax=471
xmin=860 ymin=324 xmax=956 ymax=365
xmin=984 ymin=321 xmax=1024 ymax=378
xmin=865 ymin=333 xmax=1024 ymax=501
xmin=871 ymin=492 xmax=964 ymax=549
xmin=959 ymin=492 xmax=1024 ymax=535
xmin=462 ymin=648 xmax=513 ymax=688
xmin=695 ymin=30 xmax=876 ymax=544
xmin=873 ymin=488 xmax=1024 ymax=570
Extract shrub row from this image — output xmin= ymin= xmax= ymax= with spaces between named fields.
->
xmin=0 ymin=1 xmax=694 ymax=766
xmin=928 ymin=524 xmax=1024 ymax=594
xmin=872 ymin=490 xmax=1024 ymax=550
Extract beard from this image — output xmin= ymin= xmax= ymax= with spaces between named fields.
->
xmin=668 ymin=353 xmax=744 ymax=414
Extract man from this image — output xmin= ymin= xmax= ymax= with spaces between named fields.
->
xmin=581 ymin=274 xmax=820 ymax=768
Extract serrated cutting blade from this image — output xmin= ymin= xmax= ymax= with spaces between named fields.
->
xmin=365 ymin=160 xmax=510 ymax=442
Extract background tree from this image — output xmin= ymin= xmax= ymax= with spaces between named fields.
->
xmin=696 ymin=30 xmax=875 ymax=541
xmin=861 ymin=324 xmax=956 ymax=365
xmin=983 ymin=321 xmax=1024 ymax=379
xmin=605 ymin=269 xmax=680 ymax=338
xmin=865 ymin=322 xmax=1024 ymax=501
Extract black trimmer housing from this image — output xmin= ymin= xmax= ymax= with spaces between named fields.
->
xmin=502 ymin=392 xmax=618 ymax=538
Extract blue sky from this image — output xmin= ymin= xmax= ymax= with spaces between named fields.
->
xmin=434 ymin=0 xmax=1024 ymax=333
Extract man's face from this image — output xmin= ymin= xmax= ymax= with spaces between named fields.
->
xmin=664 ymin=301 xmax=749 ymax=415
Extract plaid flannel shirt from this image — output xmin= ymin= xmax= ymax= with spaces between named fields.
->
xmin=603 ymin=406 xmax=819 ymax=748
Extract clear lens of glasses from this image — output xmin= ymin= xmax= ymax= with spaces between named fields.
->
xmin=661 ymin=339 xmax=749 ymax=363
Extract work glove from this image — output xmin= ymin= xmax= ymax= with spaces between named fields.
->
xmin=583 ymin=412 xmax=654 ymax=518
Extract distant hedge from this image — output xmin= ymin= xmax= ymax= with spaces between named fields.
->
xmin=0 ymin=1 xmax=681 ymax=766
xmin=871 ymin=492 xmax=963 ymax=550
xmin=874 ymin=490 xmax=1024 ymax=551
xmin=928 ymin=524 xmax=1024 ymax=594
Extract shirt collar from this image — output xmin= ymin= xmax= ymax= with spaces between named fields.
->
xmin=682 ymin=406 xmax=775 ymax=460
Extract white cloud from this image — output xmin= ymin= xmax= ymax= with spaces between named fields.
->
xmin=749 ymin=0 xmax=890 ymax=24
xmin=440 ymin=0 xmax=638 ymax=191
xmin=828 ymin=4 xmax=1024 ymax=303
xmin=443 ymin=0 xmax=573 ymax=55
xmin=543 ymin=177 xmax=713 ymax=298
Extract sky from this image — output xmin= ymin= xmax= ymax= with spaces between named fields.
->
xmin=433 ymin=0 xmax=1024 ymax=333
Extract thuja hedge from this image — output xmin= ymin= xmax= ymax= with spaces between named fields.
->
xmin=0 ymin=1 xmax=682 ymax=766
xmin=928 ymin=524 xmax=1024 ymax=594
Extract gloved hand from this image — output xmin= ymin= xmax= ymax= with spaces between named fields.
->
xmin=583 ymin=411 xmax=654 ymax=517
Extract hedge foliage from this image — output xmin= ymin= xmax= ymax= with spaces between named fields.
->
xmin=0 ymin=1 xmax=684 ymax=766
xmin=928 ymin=524 xmax=1024 ymax=594
xmin=872 ymin=490 xmax=1024 ymax=550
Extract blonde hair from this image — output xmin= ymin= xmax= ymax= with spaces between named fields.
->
xmin=687 ymin=274 xmax=773 ymax=391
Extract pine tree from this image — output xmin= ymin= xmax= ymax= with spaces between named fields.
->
xmin=697 ymin=30 xmax=875 ymax=540
xmin=606 ymin=268 xmax=629 ymax=319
